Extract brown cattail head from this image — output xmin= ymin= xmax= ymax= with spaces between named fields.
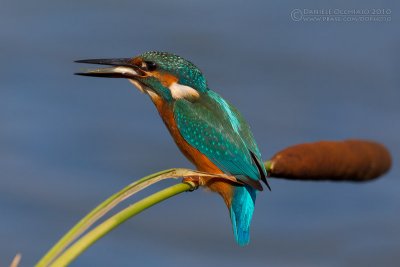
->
xmin=268 ymin=140 xmax=392 ymax=182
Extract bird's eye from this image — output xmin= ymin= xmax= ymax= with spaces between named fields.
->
xmin=143 ymin=61 xmax=157 ymax=71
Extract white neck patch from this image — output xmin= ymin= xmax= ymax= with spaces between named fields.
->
xmin=169 ymin=82 xmax=200 ymax=100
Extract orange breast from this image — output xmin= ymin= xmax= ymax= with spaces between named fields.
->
xmin=150 ymin=95 xmax=233 ymax=206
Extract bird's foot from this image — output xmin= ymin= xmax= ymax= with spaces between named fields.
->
xmin=183 ymin=176 xmax=201 ymax=192
xmin=188 ymin=185 xmax=199 ymax=192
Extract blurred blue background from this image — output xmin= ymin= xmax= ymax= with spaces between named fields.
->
xmin=1 ymin=0 xmax=399 ymax=266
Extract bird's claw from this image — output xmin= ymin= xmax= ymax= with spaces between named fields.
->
xmin=183 ymin=176 xmax=201 ymax=192
xmin=187 ymin=184 xmax=199 ymax=192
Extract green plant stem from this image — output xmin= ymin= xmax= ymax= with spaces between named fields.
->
xmin=36 ymin=169 xmax=175 ymax=267
xmin=49 ymin=182 xmax=193 ymax=267
xmin=37 ymin=168 xmax=227 ymax=267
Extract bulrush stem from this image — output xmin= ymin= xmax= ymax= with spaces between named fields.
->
xmin=36 ymin=168 xmax=223 ymax=267
xmin=36 ymin=169 xmax=177 ymax=267
xmin=49 ymin=182 xmax=194 ymax=267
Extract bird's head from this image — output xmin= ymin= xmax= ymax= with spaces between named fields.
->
xmin=76 ymin=51 xmax=208 ymax=102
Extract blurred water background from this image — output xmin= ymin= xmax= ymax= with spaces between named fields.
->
xmin=1 ymin=0 xmax=399 ymax=266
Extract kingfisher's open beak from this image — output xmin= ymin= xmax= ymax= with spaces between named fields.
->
xmin=75 ymin=58 xmax=146 ymax=78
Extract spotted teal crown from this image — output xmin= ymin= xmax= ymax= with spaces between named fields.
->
xmin=140 ymin=51 xmax=208 ymax=93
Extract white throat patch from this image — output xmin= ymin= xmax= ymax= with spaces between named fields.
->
xmin=169 ymin=82 xmax=200 ymax=101
xmin=129 ymin=79 xmax=147 ymax=93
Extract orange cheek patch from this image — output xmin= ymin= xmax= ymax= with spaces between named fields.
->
xmin=131 ymin=57 xmax=178 ymax=87
xmin=151 ymin=71 xmax=178 ymax=87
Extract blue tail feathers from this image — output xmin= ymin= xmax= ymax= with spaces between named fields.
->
xmin=229 ymin=185 xmax=257 ymax=246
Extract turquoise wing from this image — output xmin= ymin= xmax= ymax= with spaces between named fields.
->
xmin=173 ymin=91 xmax=267 ymax=190
xmin=225 ymin=97 xmax=269 ymax=185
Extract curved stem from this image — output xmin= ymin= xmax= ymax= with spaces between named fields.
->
xmin=36 ymin=169 xmax=176 ymax=267
xmin=36 ymin=168 xmax=230 ymax=267
xmin=49 ymin=182 xmax=193 ymax=267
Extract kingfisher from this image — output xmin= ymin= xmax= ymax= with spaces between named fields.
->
xmin=75 ymin=52 xmax=270 ymax=246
